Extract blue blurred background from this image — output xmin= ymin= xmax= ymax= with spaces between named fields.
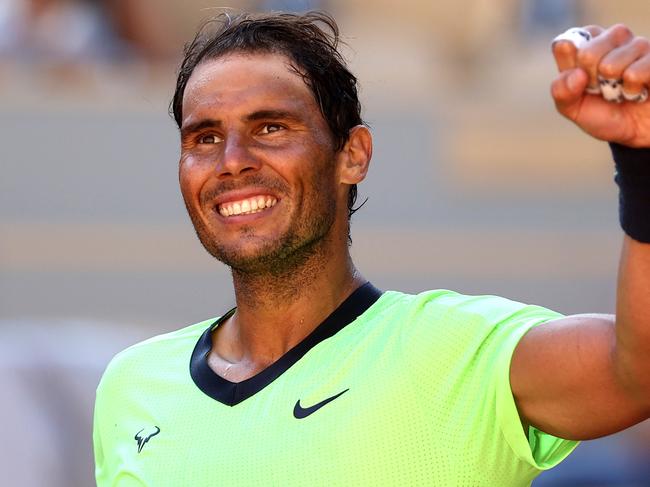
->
xmin=1 ymin=0 xmax=648 ymax=485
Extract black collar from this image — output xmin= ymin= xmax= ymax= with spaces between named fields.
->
xmin=189 ymin=282 xmax=383 ymax=406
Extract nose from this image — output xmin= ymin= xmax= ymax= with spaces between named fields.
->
xmin=215 ymin=134 xmax=261 ymax=178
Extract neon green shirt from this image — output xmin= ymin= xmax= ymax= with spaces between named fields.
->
xmin=94 ymin=284 xmax=578 ymax=486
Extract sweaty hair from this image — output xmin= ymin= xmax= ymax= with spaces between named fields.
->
xmin=171 ymin=11 xmax=365 ymax=221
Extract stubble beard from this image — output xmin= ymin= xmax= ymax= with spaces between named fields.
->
xmin=193 ymin=191 xmax=337 ymax=305
xmin=220 ymin=206 xmax=335 ymax=278
xmin=188 ymin=173 xmax=339 ymax=283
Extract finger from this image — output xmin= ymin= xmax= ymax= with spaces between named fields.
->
xmin=622 ymin=52 xmax=650 ymax=102
xmin=583 ymin=25 xmax=605 ymax=38
xmin=599 ymin=37 xmax=650 ymax=102
xmin=551 ymin=68 xmax=589 ymax=116
xmin=552 ymin=40 xmax=578 ymax=72
xmin=551 ymin=26 xmax=604 ymax=72
xmin=577 ymin=24 xmax=634 ymax=92
xmin=599 ymin=37 xmax=650 ymax=79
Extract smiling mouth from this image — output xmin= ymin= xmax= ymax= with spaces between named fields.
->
xmin=218 ymin=195 xmax=278 ymax=217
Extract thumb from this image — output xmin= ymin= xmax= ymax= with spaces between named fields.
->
xmin=551 ymin=68 xmax=589 ymax=115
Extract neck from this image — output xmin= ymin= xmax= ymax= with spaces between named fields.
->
xmin=215 ymin=230 xmax=364 ymax=368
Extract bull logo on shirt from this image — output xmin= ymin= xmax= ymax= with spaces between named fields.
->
xmin=134 ymin=426 xmax=160 ymax=453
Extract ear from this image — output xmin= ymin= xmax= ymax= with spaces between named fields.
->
xmin=337 ymin=125 xmax=372 ymax=184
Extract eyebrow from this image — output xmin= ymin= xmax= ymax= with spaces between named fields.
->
xmin=244 ymin=109 xmax=301 ymax=123
xmin=181 ymin=109 xmax=303 ymax=138
xmin=180 ymin=119 xmax=221 ymax=138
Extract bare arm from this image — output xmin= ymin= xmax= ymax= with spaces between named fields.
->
xmin=510 ymin=25 xmax=650 ymax=440
xmin=512 ymin=237 xmax=650 ymax=439
xmin=615 ymin=237 xmax=650 ymax=405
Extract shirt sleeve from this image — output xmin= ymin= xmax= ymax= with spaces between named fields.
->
xmin=493 ymin=307 xmax=579 ymax=470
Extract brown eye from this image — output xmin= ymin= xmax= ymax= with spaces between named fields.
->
xmin=199 ymin=134 xmax=222 ymax=144
xmin=260 ymin=124 xmax=283 ymax=134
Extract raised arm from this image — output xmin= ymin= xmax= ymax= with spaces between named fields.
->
xmin=510 ymin=24 xmax=650 ymax=440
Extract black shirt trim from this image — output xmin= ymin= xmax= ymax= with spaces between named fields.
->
xmin=189 ymin=282 xmax=383 ymax=406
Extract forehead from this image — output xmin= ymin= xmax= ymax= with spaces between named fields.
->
xmin=182 ymin=52 xmax=319 ymax=124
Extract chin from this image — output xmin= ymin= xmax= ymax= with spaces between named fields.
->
xmin=201 ymin=234 xmax=285 ymax=268
xmin=206 ymin=230 xmax=330 ymax=276
xmin=191 ymin=199 xmax=338 ymax=274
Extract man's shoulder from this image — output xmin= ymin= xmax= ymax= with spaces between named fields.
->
xmin=96 ymin=316 xmax=219 ymax=392
xmin=381 ymin=288 xmax=552 ymax=320
xmin=378 ymin=288 xmax=562 ymax=347
xmin=117 ymin=317 xmax=216 ymax=359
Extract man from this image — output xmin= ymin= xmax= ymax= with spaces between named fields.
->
xmin=93 ymin=12 xmax=650 ymax=486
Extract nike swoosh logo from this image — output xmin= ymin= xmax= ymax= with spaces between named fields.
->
xmin=293 ymin=389 xmax=349 ymax=419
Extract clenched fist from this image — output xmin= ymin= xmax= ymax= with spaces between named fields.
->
xmin=551 ymin=24 xmax=650 ymax=148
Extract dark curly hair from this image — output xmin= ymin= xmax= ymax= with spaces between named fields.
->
xmin=170 ymin=11 xmax=365 ymax=221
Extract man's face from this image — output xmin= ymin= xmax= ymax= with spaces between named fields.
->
xmin=179 ymin=52 xmax=344 ymax=273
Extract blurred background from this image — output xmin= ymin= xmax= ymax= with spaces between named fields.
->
xmin=1 ymin=0 xmax=649 ymax=485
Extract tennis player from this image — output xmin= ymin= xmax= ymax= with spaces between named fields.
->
xmin=94 ymin=13 xmax=650 ymax=486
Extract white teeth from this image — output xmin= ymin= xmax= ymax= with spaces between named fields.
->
xmin=219 ymin=195 xmax=277 ymax=217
